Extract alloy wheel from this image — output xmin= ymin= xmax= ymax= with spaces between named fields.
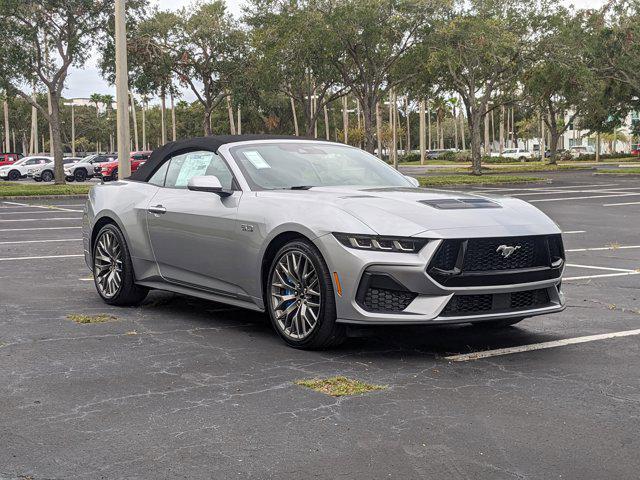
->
xmin=94 ymin=230 xmax=123 ymax=298
xmin=270 ymin=250 xmax=321 ymax=340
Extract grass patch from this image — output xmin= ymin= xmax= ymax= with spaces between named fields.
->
xmin=0 ymin=182 xmax=91 ymax=197
xmin=596 ymin=168 xmax=640 ymax=174
xmin=67 ymin=313 xmax=117 ymax=324
xmin=295 ymin=376 xmax=386 ymax=397
xmin=418 ymin=175 xmax=543 ymax=187
xmin=433 ymin=164 xmax=591 ymax=174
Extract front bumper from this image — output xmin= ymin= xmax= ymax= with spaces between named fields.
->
xmin=315 ymin=233 xmax=565 ymax=325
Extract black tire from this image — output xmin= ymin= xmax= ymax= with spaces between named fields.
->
xmin=92 ymin=223 xmax=148 ymax=306
xmin=34 ymin=178 xmax=42 ymax=182
xmin=41 ymin=170 xmax=53 ymax=182
xmin=518 ymin=156 xmax=527 ymax=162
xmin=472 ymin=317 xmax=525 ymax=328
xmin=265 ymin=239 xmax=345 ymax=349
xmin=74 ymin=168 xmax=88 ymax=182
xmin=7 ymin=170 xmax=20 ymax=181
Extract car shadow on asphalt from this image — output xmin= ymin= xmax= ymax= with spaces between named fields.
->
xmin=139 ymin=291 xmax=561 ymax=359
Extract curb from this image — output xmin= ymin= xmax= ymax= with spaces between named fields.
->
xmin=0 ymin=194 xmax=88 ymax=200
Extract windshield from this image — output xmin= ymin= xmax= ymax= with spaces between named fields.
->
xmin=230 ymin=142 xmax=412 ymax=190
xmin=9 ymin=158 xmax=28 ymax=166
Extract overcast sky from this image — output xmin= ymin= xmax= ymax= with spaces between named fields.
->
xmin=63 ymin=0 xmax=607 ymax=101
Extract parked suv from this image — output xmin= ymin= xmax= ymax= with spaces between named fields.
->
xmin=65 ymin=154 xmax=116 ymax=182
xmin=30 ymin=157 xmax=82 ymax=182
xmin=0 ymin=156 xmax=52 ymax=181
xmin=490 ymin=148 xmax=533 ymax=161
xmin=569 ymin=146 xmax=595 ymax=158
xmin=97 ymin=151 xmax=151 ymax=181
xmin=0 ymin=152 xmax=23 ymax=167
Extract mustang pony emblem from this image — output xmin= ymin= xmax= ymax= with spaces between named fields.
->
xmin=496 ymin=244 xmax=521 ymax=258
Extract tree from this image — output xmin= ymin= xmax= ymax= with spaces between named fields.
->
xmin=429 ymin=0 xmax=534 ymax=174
xmin=523 ymin=6 xmax=601 ymax=163
xmin=309 ymin=0 xmax=440 ymax=153
xmin=0 ymin=0 xmax=110 ymax=183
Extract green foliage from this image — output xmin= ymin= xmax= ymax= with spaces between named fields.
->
xmin=418 ymin=175 xmax=543 ymax=186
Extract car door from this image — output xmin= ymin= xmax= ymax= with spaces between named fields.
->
xmin=146 ymin=150 xmax=244 ymax=296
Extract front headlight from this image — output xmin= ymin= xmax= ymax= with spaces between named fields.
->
xmin=333 ymin=233 xmax=428 ymax=253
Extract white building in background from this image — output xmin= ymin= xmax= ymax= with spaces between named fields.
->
xmin=559 ymin=111 xmax=636 ymax=154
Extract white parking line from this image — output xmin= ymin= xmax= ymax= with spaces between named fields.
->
xmin=603 ymin=201 xmax=640 ymax=207
xmin=0 ymin=217 xmax=82 ymax=222
xmin=566 ymin=245 xmax=640 ymax=252
xmin=564 ymin=271 xmax=640 ymax=281
xmin=530 ymin=193 xmax=640 ymax=203
xmin=0 ymin=210 xmax=81 ymax=215
xmin=0 ymin=226 xmax=82 ymax=232
xmin=472 ymin=183 xmax=620 ymax=192
xmin=0 ymin=239 xmax=82 ymax=245
xmin=562 ymin=230 xmax=586 ymax=234
xmin=0 ymin=201 xmax=81 ymax=212
xmin=515 ymin=186 xmax=640 ymax=197
xmin=565 ymin=263 xmax=636 ymax=272
xmin=445 ymin=329 xmax=640 ymax=362
xmin=0 ymin=254 xmax=84 ymax=261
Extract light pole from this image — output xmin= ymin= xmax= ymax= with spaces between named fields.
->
xmin=115 ymin=0 xmax=131 ymax=179
xmin=64 ymin=101 xmax=76 ymax=157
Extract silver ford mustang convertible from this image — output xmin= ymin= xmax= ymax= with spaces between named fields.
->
xmin=83 ymin=135 xmax=566 ymax=348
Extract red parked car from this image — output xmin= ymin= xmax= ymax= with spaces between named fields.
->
xmin=0 ymin=153 xmax=23 ymax=167
xmin=97 ymin=151 xmax=152 ymax=181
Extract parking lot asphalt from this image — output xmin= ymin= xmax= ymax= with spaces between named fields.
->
xmin=1 ymin=170 xmax=639 ymax=479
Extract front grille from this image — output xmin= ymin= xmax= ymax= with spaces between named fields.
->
xmin=428 ymin=235 xmax=564 ymax=287
xmin=510 ymin=289 xmax=550 ymax=309
xmin=441 ymin=288 xmax=552 ymax=317
xmin=463 ymin=237 xmax=542 ymax=271
xmin=442 ymin=294 xmax=493 ymax=315
xmin=362 ymin=287 xmax=416 ymax=312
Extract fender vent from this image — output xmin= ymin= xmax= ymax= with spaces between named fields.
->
xmin=419 ymin=198 xmax=501 ymax=209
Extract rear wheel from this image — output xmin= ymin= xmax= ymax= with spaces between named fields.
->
xmin=41 ymin=170 xmax=53 ymax=182
xmin=92 ymin=223 xmax=148 ymax=306
xmin=266 ymin=239 xmax=345 ymax=349
xmin=74 ymin=168 xmax=87 ymax=182
xmin=472 ymin=318 xmax=524 ymax=328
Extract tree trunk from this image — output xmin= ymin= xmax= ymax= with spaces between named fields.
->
xmin=376 ymin=101 xmax=382 ymax=159
xmin=160 ymin=92 xmax=167 ymax=143
xmin=468 ymin=107 xmax=483 ymax=175
xmin=391 ymin=91 xmax=397 ymax=168
xmin=289 ymin=94 xmax=299 ymax=136
xmin=453 ymin=104 xmax=458 ymax=150
xmin=460 ymin=111 xmax=466 ymax=151
xmin=361 ymin=95 xmax=376 ymax=154
xmin=130 ymin=92 xmax=139 ymax=151
xmin=3 ymin=99 xmax=9 ymax=152
xmin=142 ymin=101 xmax=147 ymax=150
xmin=171 ymin=91 xmax=177 ymax=141
xmin=419 ymin=99 xmax=426 ymax=165
xmin=427 ymin=102 xmax=431 ymax=150
xmin=226 ymin=92 xmax=236 ymax=135
xmin=237 ymin=106 xmax=242 ymax=135
xmin=405 ymin=96 xmax=410 ymax=152
xmin=324 ymin=104 xmax=330 ymax=140
xmin=484 ymin=110 xmax=490 ymax=155
xmin=548 ymin=130 xmax=560 ymax=165
xmin=342 ymin=95 xmax=349 ymax=145
xmin=203 ymin=107 xmax=212 ymax=136
xmin=596 ymin=131 xmax=601 ymax=162
xmin=49 ymin=92 xmax=65 ymax=184
xmin=499 ymin=105 xmax=505 ymax=155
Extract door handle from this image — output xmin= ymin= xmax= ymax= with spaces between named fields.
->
xmin=148 ymin=205 xmax=167 ymax=214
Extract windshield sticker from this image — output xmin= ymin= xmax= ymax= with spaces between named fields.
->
xmin=244 ymin=150 xmax=271 ymax=169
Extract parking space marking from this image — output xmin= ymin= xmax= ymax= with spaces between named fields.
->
xmin=444 ymin=329 xmax=640 ymax=362
xmin=530 ymin=192 xmax=640 ymax=203
xmin=0 ymin=226 xmax=82 ymax=232
xmin=0 ymin=210 xmax=81 ymax=215
xmin=0 ymin=239 xmax=82 ymax=245
xmin=564 ymin=272 xmax=640 ymax=281
xmin=472 ymin=183 xmax=621 ymax=192
xmin=562 ymin=230 xmax=586 ymax=234
xmin=566 ymin=245 xmax=640 ymax=252
xmin=0 ymin=254 xmax=84 ymax=262
xmin=565 ymin=263 xmax=635 ymax=272
xmin=603 ymin=201 xmax=640 ymax=207
xmin=0 ymin=201 xmax=82 ymax=212
xmin=515 ymin=186 xmax=640 ymax=197
xmin=0 ymin=217 xmax=82 ymax=222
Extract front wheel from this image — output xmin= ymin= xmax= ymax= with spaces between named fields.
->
xmin=41 ymin=170 xmax=53 ymax=182
xmin=93 ymin=223 xmax=148 ymax=306
xmin=74 ymin=168 xmax=87 ymax=182
xmin=266 ymin=240 xmax=345 ymax=349
xmin=7 ymin=170 xmax=20 ymax=181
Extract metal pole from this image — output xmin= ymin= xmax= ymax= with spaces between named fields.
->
xmin=115 ymin=0 xmax=131 ymax=178
xmin=3 ymin=99 xmax=9 ymax=152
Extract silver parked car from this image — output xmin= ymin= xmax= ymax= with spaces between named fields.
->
xmin=83 ymin=136 xmax=566 ymax=349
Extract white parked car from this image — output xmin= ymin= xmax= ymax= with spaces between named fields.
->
xmin=0 ymin=156 xmax=52 ymax=181
xmin=490 ymin=148 xmax=533 ymax=161
xmin=569 ymin=146 xmax=595 ymax=158
xmin=29 ymin=157 xmax=82 ymax=182
xmin=65 ymin=154 xmax=116 ymax=182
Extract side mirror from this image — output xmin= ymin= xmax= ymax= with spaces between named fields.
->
xmin=405 ymin=175 xmax=420 ymax=188
xmin=187 ymin=175 xmax=232 ymax=197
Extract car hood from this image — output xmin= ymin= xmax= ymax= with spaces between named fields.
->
xmin=259 ymin=186 xmax=560 ymax=238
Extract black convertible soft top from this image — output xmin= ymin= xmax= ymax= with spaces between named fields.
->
xmin=129 ymin=134 xmax=320 ymax=182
